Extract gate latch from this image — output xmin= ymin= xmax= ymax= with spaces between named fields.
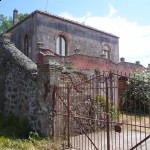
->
xmin=114 ymin=124 xmax=122 ymax=133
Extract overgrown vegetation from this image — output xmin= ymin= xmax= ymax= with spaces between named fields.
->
xmin=0 ymin=113 xmax=60 ymax=150
xmin=96 ymin=95 xmax=118 ymax=119
xmin=122 ymin=71 xmax=150 ymax=114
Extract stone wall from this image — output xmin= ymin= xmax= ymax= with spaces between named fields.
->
xmin=0 ymin=35 xmax=57 ymax=137
xmin=0 ymin=35 xmax=37 ymax=127
xmin=51 ymin=54 xmax=145 ymax=74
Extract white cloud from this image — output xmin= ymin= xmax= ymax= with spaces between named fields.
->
xmin=60 ymin=10 xmax=150 ymax=67
xmin=108 ymin=4 xmax=117 ymax=17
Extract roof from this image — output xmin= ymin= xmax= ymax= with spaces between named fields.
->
xmin=4 ymin=10 xmax=119 ymax=38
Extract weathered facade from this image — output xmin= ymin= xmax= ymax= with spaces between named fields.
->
xmin=5 ymin=10 xmax=119 ymax=63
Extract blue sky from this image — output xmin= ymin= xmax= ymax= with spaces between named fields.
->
xmin=0 ymin=0 xmax=150 ymax=67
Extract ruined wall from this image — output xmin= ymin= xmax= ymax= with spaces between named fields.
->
xmin=0 ymin=35 xmax=58 ymax=137
xmin=0 ymin=35 xmax=37 ymax=124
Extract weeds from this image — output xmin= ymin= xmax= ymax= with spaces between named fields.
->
xmin=0 ymin=113 xmax=60 ymax=150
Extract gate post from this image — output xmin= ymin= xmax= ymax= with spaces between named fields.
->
xmin=106 ymin=76 xmax=110 ymax=150
xmin=67 ymin=84 xmax=70 ymax=148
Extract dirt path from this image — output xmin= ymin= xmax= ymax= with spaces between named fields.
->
xmin=69 ymin=130 xmax=150 ymax=150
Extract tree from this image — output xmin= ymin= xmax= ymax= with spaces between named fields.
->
xmin=18 ymin=13 xmax=28 ymax=22
xmin=122 ymin=71 xmax=150 ymax=114
xmin=0 ymin=15 xmax=12 ymax=34
xmin=0 ymin=13 xmax=28 ymax=34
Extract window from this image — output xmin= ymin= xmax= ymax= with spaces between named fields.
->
xmin=56 ymin=35 xmax=66 ymax=56
xmin=102 ymin=44 xmax=111 ymax=59
xmin=24 ymin=34 xmax=29 ymax=57
xmin=103 ymin=50 xmax=110 ymax=59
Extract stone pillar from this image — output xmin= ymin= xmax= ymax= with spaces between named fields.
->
xmin=35 ymin=55 xmax=63 ymax=137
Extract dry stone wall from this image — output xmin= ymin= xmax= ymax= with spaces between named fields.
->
xmin=0 ymin=35 xmax=57 ymax=137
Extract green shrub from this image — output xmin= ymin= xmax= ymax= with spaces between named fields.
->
xmin=96 ymin=95 xmax=118 ymax=119
xmin=96 ymin=95 xmax=106 ymax=107
xmin=122 ymin=78 xmax=150 ymax=114
xmin=29 ymin=131 xmax=40 ymax=142
xmin=66 ymin=63 xmax=73 ymax=69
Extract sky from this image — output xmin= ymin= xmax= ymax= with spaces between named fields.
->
xmin=0 ymin=0 xmax=150 ymax=67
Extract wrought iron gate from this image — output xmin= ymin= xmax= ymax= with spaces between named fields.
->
xmin=53 ymin=71 xmax=150 ymax=150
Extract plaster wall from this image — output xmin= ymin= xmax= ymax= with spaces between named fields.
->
xmin=36 ymin=13 xmax=119 ymax=63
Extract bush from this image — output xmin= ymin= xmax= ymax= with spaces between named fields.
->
xmin=96 ymin=95 xmax=118 ymax=119
xmin=29 ymin=131 xmax=40 ymax=142
xmin=122 ymin=72 xmax=150 ymax=114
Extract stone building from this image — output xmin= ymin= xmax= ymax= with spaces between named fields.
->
xmin=5 ymin=9 xmax=119 ymax=64
xmin=3 ymin=9 xmax=145 ymax=73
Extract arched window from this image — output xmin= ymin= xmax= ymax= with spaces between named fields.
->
xmin=24 ymin=34 xmax=29 ymax=57
xmin=102 ymin=44 xmax=111 ymax=59
xmin=56 ymin=35 xmax=67 ymax=56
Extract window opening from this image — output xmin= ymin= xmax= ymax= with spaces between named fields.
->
xmin=24 ymin=35 xmax=29 ymax=56
xmin=56 ymin=36 xmax=66 ymax=56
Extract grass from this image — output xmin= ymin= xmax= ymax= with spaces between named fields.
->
xmin=0 ymin=136 xmax=60 ymax=150
xmin=118 ymin=113 xmax=150 ymax=133
xmin=0 ymin=113 xmax=61 ymax=150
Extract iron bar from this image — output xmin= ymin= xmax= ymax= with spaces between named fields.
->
xmin=106 ymin=77 xmax=110 ymax=150
xmin=67 ymin=84 xmax=70 ymax=148
xmin=130 ymin=135 xmax=150 ymax=150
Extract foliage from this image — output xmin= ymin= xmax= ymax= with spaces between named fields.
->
xmin=28 ymin=131 xmax=40 ymax=142
xmin=0 ymin=13 xmax=28 ymax=34
xmin=18 ymin=13 xmax=28 ymax=21
xmin=96 ymin=95 xmax=118 ymax=119
xmin=0 ymin=136 xmax=60 ymax=150
xmin=0 ymin=113 xmax=30 ymax=138
xmin=0 ymin=15 xmax=12 ymax=34
xmin=66 ymin=63 xmax=74 ymax=69
xmin=122 ymin=71 xmax=150 ymax=114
